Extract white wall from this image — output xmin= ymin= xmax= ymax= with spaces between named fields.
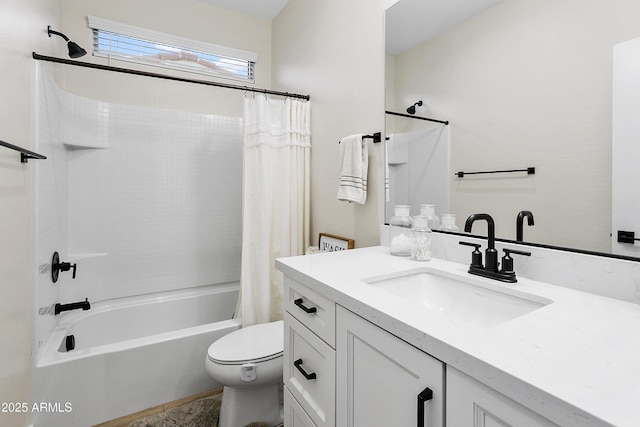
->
xmin=389 ymin=0 xmax=640 ymax=252
xmin=0 ymin=1 xmax=61 ymax=425
xmin=271 ymin=0 xmax=398 ymax=248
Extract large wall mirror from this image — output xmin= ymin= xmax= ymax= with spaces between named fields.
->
xmin=385 ymin=0 xmax=640 ymax=259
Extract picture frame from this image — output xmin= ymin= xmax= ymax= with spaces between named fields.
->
xmin=318 ymin=233 xmax=355 ymax=252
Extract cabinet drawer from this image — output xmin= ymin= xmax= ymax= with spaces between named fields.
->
xmin=284 ymin=276 xmax=336 ymax=347
xmin=284 ymin=311 xmax=336 ymax=427
xmin=284 ymin=387 xmax=318 ymax=427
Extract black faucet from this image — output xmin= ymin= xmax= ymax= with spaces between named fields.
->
xmin=516 ymin=210 xmax=535 ymax=242
xmin=464 ymin=213 xmax=498 ymax=272
xmin=55 ymin=298 xmax=91 ymax=315
xmin=462 ymin=213 xmax=531 ymax=283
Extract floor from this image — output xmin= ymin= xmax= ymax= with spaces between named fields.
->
xmin=95 ymin=388 xmax=280 ymax=427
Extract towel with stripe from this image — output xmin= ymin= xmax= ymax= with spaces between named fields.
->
xmin=337 ymin=133 xmax=368 ymax=204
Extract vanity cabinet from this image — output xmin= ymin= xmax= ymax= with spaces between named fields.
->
xmin=282 ymin=272 xmax=551 ymax=427
xmin=336 ymin=306 xmax=444 ymax=427
xmin=447 ymin=367 xmax=558 ymax=427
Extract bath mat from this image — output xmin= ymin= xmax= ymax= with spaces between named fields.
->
xmin=128 ymin=394 xmax=221 ymax=427
xmin=127 ymin=393 xmax=282 ymax=427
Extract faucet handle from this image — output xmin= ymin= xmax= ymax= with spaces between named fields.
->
xmin=500 ymin=248 xmax=531 ymax=275
xmin=459 ymin=241 xmax=483 ymax=268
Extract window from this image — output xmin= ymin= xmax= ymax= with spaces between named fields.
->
xmin=88 ymin=16 xmax=257 ymax=83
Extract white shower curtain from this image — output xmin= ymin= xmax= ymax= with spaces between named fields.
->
xmin=239 ymin=94 xmax=311 ymax=327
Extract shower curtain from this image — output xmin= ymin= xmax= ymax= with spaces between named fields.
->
xmin=239 ymin=94 xmax=311 ymax=327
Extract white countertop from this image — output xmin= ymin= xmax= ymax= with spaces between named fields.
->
xmin=275 ymin=246 xmax=640 ymax=427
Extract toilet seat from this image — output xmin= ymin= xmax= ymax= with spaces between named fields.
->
xmin=207 ymin=320 xmax=283 ymax=365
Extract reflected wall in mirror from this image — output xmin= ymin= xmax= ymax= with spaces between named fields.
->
xmin=385 ymin=0 xmax=640 ymax=258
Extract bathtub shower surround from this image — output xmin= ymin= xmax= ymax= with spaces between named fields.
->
xmin=385 ymin=126 xmax=450 ymax=221
xmin=35 ymin=67 xmax=243 ymax=349
xmin=34 ymin=67 xmax=244 ymax=425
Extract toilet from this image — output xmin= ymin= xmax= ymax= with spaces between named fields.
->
xmin=205 ymin=320 xmax=284 ymax=427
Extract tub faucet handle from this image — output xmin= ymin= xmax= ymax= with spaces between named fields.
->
xmin=51 ymin=251 xmax=77 ymax=283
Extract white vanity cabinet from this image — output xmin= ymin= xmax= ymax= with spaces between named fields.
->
xmin=447 ymin=367 xmax=558 ymax=427
xmin=281 ymin=268 xmax=558 ymax=427
xmin=336 ymin=306 xmax=445 ymax=427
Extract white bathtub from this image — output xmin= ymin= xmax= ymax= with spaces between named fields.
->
xmin=31 ymin=283 xmax=241 ymax=427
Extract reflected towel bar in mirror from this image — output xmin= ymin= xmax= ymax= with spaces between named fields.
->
xmin=455 ymin=167 xmax=535 ymax=178
xmin=385 ymin=110 xmax=449 ymax=125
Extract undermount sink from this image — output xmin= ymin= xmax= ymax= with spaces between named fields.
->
xmin=363 ymin=268 xmax=552 ymax=328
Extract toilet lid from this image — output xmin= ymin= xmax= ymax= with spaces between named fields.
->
xmin=208 ymin=320 xmax=284 ymax=364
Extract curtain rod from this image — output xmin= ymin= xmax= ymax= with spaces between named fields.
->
xmin=32 ymin=52 xmax=310 ymax=101
xmin=385 ymin=110 xmax=448 ymax=125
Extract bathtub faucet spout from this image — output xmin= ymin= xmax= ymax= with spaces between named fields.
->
xmin=55 ymin=298 xmax=91 ymax=315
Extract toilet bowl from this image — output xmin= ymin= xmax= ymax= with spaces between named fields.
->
xmin=205 ymin=320 xmax=284 ymax=427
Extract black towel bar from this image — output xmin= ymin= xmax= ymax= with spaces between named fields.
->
xmin=338 ymin=132 xmax=388 ymax=144
xmin=1 ymin=139 xmax=47 ymax=163
xmin=455 ymin=167 xmax=535 ymax=178
xmin=385 ymin=110 xmax=449 ymax=125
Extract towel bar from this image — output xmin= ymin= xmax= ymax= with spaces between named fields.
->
xmin=1 ymin=139 xmax=47 ymax=163
xmin=338 ymin=132 xmax=388 ymax=144
xmin=455 ymin=167 xmax=535 ymax=178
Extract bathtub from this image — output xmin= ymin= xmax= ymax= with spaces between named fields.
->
xmin=31 ymin=283 xmax=241 ymax=427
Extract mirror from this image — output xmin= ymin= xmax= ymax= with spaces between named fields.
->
xmin=385 ymin=0 xmax=640 ymax=258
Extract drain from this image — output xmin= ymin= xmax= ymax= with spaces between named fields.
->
xmin=65 ymin=335 xmax=75 ymax=351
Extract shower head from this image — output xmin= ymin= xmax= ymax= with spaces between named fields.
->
xmin=47 ymin=25 xmax=87 ymax=58
xmin=406 ymin=100 xmax=423 ymax=115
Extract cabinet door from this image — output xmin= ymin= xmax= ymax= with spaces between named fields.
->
xmin=447 ymin=367 xmax=559 ymax=427
xmin=336 ymin=306 xmax=444 ymax=427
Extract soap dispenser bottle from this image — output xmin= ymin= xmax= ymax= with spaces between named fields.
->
xmin=390 ymin=205 xmax=413 ymax=256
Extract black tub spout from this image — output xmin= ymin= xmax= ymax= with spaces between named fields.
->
xmin=55 ymin=298 xmax=90 ymax=315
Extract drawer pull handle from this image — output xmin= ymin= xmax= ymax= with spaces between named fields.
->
xmin=294 ymin=358 xmax=317 ymax=380
xmin=294 ymin=298 xmax=317 ymax=314
xmin=417 ymin=386 xmax=433 ymax=427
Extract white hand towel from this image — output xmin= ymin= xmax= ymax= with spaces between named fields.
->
xmin=337 ymin=134 xmax=368 ymax=204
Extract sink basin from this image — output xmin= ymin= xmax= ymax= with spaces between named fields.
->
xmin=363 ymin=268 xmax=552 ymax=328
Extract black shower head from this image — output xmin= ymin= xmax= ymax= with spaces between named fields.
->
xmin=406 ymin=100 xmax=423 ymax=115
xmin=48 ymin=25 xmax=87 ymax=58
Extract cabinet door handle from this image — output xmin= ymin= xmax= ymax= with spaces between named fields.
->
xmin=293 ymin=358 xmax=317 ymax=380
xmin=417 ymin=386 xmax=433 ymax=427
xmin=294 ymin=298 xmax=317 ymax=314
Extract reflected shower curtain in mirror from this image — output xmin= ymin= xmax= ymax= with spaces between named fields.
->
xmin=239 ymin=94 xmax=311 ymax=327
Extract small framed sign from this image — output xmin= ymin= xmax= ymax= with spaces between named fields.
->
xmin=318 ymin=233 xmax=355 ymax=252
